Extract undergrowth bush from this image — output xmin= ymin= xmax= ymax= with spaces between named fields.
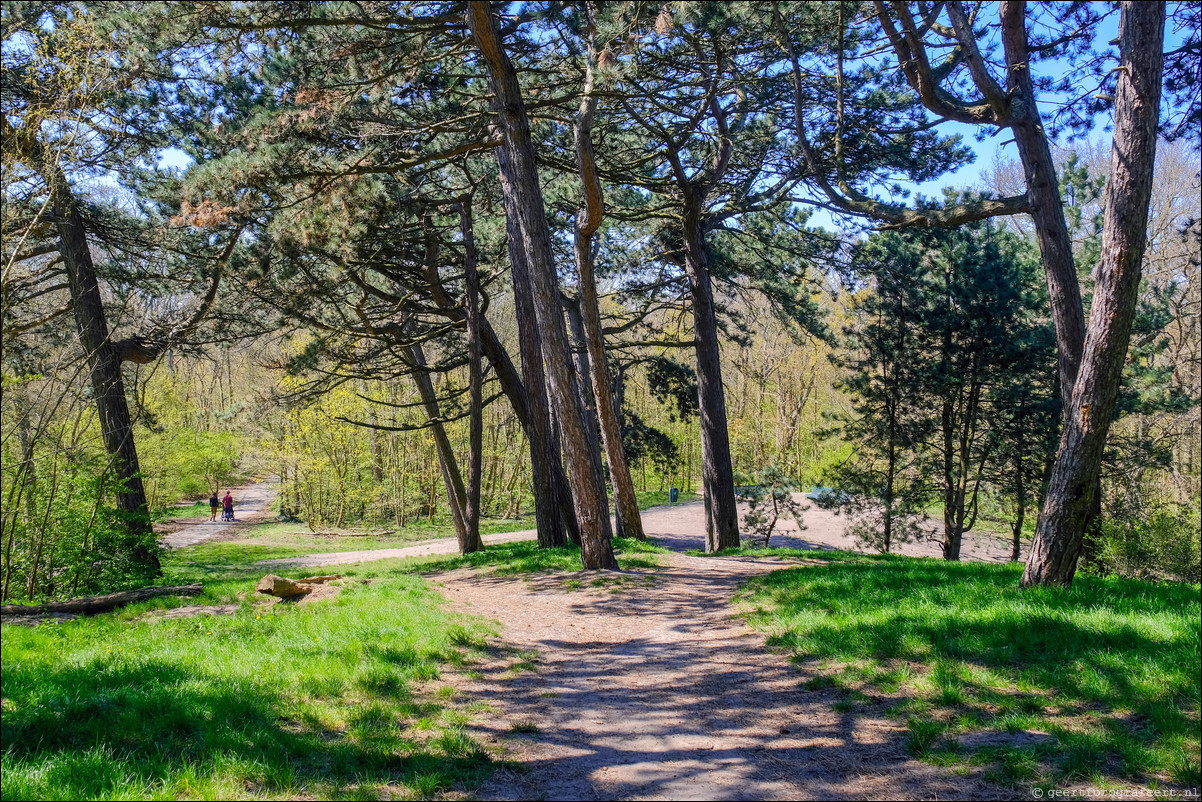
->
xmin=1091 ymin=501 xmax=1201 ymax=583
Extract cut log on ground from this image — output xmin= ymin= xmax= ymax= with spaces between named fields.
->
xmin=0 ymin=584 xmax=203 ymax=617
xmin=256 ymin=574 xmax=312 ymax=597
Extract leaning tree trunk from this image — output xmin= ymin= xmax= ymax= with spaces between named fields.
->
xmin=429 ymin=271 xmax=573 ymax=548
xmin=460 ymin=201 xmax=485 ymax=554
xmin=407 ymin=343 xmax=476 ymax=554
xmin=572 ymin=5 xmax=646 ymax=542
xmin=468 ymin=3 xmax=617 ymax=569
xmin=494 ymin=157 xmax=578 ymax=548
xmin=1000 ymin=0 xmax=1087 ymax=411
xmin=564 ymin=298 xmax=617 ymax=541
xmin=50 ymin=167 xmax=159 ymax=574
xmin=1022 ymin=0 xmax=1165 ymax=586
xmin=682 ymin=206 xmax=740 ymax=551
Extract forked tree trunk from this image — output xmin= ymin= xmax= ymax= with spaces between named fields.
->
xmin=571 ymin=11 xmax=646 ymax=542
xmin=1022 ymin=1 xmax=1165 ymax=586
xmin=492 ymin=156 xmax=575 ymax=548
xmin=468 ymin=3 xmax=617 ymax=569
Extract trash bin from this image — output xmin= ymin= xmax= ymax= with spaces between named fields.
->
xmin=669 ymin=487 xmax=679 ymax=504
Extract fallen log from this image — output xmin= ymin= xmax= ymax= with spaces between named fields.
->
xmin=0 ymin=584 xmax=203 ymax=618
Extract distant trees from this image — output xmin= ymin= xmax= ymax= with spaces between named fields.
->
xmin=2 ymin=0 xmax=1193 ymax=594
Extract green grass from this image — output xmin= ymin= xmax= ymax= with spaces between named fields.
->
xmin=1 ymin=541 xmax=514 ymax=799
xmin=193 ymin=516 xmax=538 ymax=555
xmin=335 ymin=537 xmax=667 ymax=580
xmin=1 ymin=521 xmax=668 ymax=799
xmin=737 ymin=551 xmax=1201 ymax=790
xmin=154 ymin=500 xmax=215 ymax=520
xmin=636 ymin=488 xmax=701 ymax=509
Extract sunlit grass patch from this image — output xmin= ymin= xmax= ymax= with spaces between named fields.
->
xmin=342 ymin=537 xmax=666 ymax=580
xmin=215 ymin=517 xmax=538 ymax=554
xmin=0 ymin=570 xmax=496 ymax=800
xmin=737 ymin=552 xmax=1201 ymax=791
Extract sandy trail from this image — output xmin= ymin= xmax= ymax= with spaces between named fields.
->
xmin=248 ymin=497 xmax=1020 ymax=799
xmin=439 ymin=551 xmax=1010 ymax=800
xmin=159 ymin=480 xmax=278 ymax=550
xmin=259 ymin=497 xmax=1022 ymax=569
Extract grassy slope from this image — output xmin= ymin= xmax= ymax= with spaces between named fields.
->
xmin=0 ymin=531 xmax=662 ymax=801
xmin=734 ymin=550 xmax=1202 ymax=791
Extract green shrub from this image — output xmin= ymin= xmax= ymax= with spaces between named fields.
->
xmin=1092 ymin=501 xmax=1201 ymax=583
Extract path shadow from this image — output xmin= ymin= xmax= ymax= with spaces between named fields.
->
xmin=448 ymin=559 xmax=1017 ymax=801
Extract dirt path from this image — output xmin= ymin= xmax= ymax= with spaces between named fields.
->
xmin=439 ymin=553 xmax=1010 ymax=801
xmin=259 ymin=497 xmax=1021 ymax=570
xmin=159 ymin=480 xmax=277 ymax=550
xmin=250 ymin=497 xmax=1020 ymax=798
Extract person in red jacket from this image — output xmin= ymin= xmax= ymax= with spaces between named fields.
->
xmin=222 ymin=491 xmax=235 ymax=522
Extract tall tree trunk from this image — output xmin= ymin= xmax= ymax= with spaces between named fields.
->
xmin=49 ymin=166 xmax=159 ymax=574
xmin=460 ymin=201 xmax=485 ymax=553
xmin=468 ymin=3 xmax=617 ymax=569
xmin=489 ymin=162 xmax=574 ymax=548
xmin=572 ymin=6 xmax=646 ymax=542
xmin=999 ymin=0 xmax=1087 ymax=410
xmin=406 ymin=343 xmax=474 ymax=553
xmin=1022 ymin=1 xmax=1165 ymax=586
xmin=565 ymin=298 xmax=617 ymax=540
xmin=682 ymin=206 xmax=740 ymax=551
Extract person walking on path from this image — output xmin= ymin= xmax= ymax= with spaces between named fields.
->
xmin=209 ymin=492 xmax=220 ymax=522
xmin=222 ymin=491 xmax=235 ymax=522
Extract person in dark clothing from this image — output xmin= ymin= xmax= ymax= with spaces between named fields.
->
xmin=209 ymin=492 xmax=220 ymax=522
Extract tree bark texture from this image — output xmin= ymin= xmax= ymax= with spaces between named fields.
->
xmin=50 ymin=166 xmax=159 ymax=573
xmin=564 ymin=298 xmax=617 ymax=541
xmin=1022 ymin=1 xmax=1165 ymax=586
xmin=491 ymin=148 xmax=574 ymax=548
xmin=468 ymin=3 xmax=617 ymax=569
xmin=460 ymin=201 xmax=485 ymax=553
xmin=999 ymin=0 xmax=1088 ymax=410
xmin=572 ymin=8 xmax=646 ymax=542
xmin=407 ymin=342 xmax=475 ymax=553
xmin=682 ymin=206 xmax=741 ymax=551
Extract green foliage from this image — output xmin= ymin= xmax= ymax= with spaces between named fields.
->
xmin=833 ymin=216 xmax=1056 ymax=556
xmin=735 ymin=465 xmax=808 ymax=547
xmin=141 ymin=429 xmax=242 ymax=506
xmin=1092 ymin=502 xmax=1202 ymax=584
xmin=739 ymin=553 xmax=1201 ymax=789
xmin=1 ymin=441 xmax=162 ymax=602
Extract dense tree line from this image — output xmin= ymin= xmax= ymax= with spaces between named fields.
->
xmin=2 ymin=1 xmax=1197 ymax=598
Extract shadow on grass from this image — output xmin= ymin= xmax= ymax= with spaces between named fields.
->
xmin=1 ymin=658 xmax=494 ymax=800
xmin=740 ymin=553 xmax=1201 ymax=788
xmin=336 ymin=538 xmax=667 ymax=580
xmin=1 ymin=569 xmax=503 ymax=800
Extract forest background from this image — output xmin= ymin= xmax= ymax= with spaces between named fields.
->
xmin=2 ymin=0 xmax=1199 ymax=601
